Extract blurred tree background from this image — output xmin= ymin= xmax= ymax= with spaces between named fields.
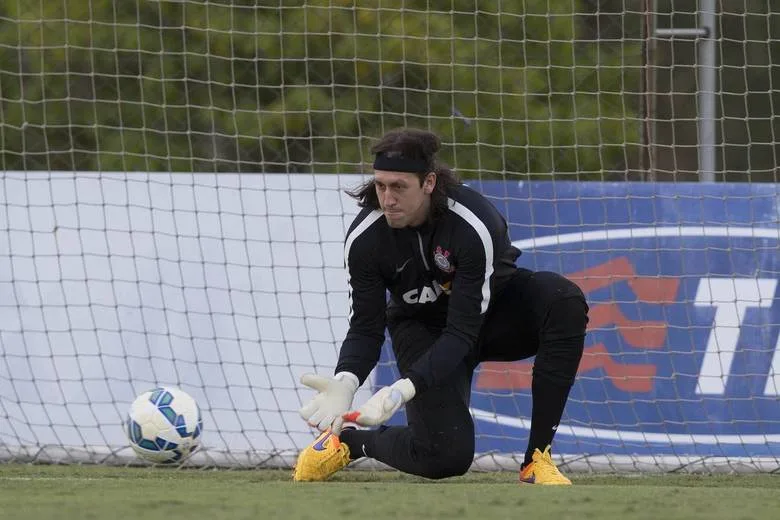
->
xmin=0 ymin=0 xmax=777 ymax=181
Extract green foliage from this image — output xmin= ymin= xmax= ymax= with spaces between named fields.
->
xmin=0 ymin=1 xmax=641 ymax=176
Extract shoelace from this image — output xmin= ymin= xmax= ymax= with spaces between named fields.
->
xmin=534 ymin=450 xmax=566 ymax=480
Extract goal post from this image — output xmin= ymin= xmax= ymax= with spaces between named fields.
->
xmin=3 ymin=173 xmax=779 ymax=473
xmin=1 ymin=1 xmax=779 ymax=473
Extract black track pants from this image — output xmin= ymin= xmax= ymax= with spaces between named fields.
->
xmin=342 ymin=270 xmax=588 ymax=479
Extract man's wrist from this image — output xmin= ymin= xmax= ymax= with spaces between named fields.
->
xmin=391 ymin=378 xmax=416 ymax=402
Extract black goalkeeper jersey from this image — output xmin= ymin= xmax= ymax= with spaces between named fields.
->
xmin=334 ymin=183 xmax=521 ymax=394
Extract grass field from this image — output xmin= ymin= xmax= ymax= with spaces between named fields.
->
xmin=1 ymin=464 xmax=778 ymax=520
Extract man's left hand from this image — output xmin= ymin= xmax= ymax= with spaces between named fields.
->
xmin=342 ymin=378 xmax=416 ymax=426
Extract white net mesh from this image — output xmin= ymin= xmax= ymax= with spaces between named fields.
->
xmin=1 ymin=1 xmax=779 ymax=472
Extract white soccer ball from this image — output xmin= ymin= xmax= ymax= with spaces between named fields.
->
xmin=125 ymin=386 xmax=203 ymax=463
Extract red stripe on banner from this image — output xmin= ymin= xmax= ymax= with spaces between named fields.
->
xmin=567 ymin=256 xmax=679 ymax=303
xmin=475 ymin=344 xmax=656 ymax=392
xmin=586 ymin=303 xmax=667 ymax=348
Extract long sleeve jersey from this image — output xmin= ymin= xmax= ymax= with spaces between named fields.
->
xmin=334 ymin=183 xmax=521 ymax=395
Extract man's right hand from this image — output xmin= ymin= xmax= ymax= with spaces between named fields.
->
xmin=298 ymin=372 xmax=359 ymax=433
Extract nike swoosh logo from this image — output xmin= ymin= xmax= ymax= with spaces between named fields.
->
xmin=312 ymin=432 xmax=332 ymax=451
xmin=395 ymin=258 xmax=412 ymax=273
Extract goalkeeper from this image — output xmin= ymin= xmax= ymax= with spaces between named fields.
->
xmin=293 ymin=128 xmax=588 ymax=485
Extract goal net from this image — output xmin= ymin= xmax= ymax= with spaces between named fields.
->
xmin=1 ymin=1 xmax=779 ymax=473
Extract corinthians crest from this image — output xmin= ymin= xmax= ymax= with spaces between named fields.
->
xmin=433 ymin=245 xmax=455 ymax=273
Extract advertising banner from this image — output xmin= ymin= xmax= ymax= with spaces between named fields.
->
xmin=377 ymin=181 xmax=780 ymax=458
xmin=2 ymin=173 xmax=778 ymax=464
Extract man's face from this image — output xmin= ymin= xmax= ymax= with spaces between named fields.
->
xmin=374 ymin=170 xmax=436 ymax=228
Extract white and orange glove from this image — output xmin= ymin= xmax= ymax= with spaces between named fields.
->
xmin=298 ymin=372 xmax=359 ymax=433
xmin=342 ymin=378 xmax=416 ymax=427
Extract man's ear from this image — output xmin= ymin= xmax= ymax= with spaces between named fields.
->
xmin=423 ymin=172 xmax=437 ymax=194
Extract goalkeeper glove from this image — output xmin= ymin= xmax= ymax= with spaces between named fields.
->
xmin=299 ymin=372 xmax=359 ymax=433
xmin=342 ymin=378 xmax=416 ymax=427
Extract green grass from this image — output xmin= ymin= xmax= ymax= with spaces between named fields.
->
xmin=1 ymin=464 xmax=779 ymax=520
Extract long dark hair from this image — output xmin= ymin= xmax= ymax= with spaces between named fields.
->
xmin=346 ymin=128 xmax=460 ymax=221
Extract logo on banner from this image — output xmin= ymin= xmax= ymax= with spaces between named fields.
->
xmin=476 ymin=227 xmax=780 ymax=397
xmin=469 ymin=226 xmax=780 ymax=446
xmin=376 ymin=224 xmax=780 ymax=446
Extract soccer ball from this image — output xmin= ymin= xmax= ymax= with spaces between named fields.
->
xmin=125 ymin=386 xmax=203 ymax=463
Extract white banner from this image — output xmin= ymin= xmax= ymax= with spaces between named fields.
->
xmin=0 ymin=172 xmax=375 ymax=455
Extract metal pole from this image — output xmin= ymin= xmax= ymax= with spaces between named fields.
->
xmin=649 ymin=2 xmax=658 ymax=180
xmin=698 ymin=0 xmax=717 ymax=182
xmin=640 ymin=0 xmax=650 ymax=179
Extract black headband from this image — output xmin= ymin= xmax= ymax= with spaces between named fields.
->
xmin=373 ymin=152 xmax=430 ymax=174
